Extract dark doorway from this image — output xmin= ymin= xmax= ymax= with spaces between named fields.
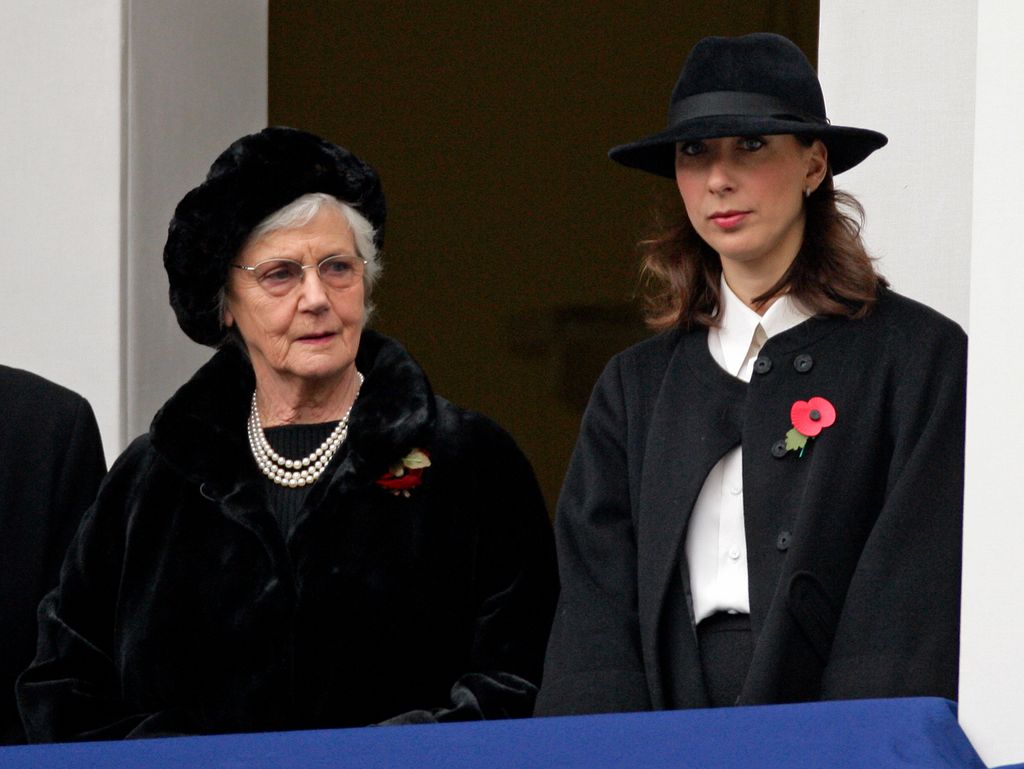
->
xmin=270 ymin=2 xmax=819 ymax=510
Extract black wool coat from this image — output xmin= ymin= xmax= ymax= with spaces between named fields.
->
xmin=535 ymin=290 xmax=967 ymax=715
xmin=0 ymin=366 xmax=106 ymax=744
xmin=17 ymin=331 xmax=557 ymax=741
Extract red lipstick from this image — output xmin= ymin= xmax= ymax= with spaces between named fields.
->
xmin=709 ymin=210 xmax=749 ymax=230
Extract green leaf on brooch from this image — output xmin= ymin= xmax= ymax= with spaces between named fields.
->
xmin=785 ymin=428 xmax=808 ymax=453
xmin=402 ymin=448 xmax=432 ymax=469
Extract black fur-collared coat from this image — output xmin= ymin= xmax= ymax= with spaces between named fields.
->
xmin=535 ymin=290 xmax=966 ymax=715
xmin=0 ymin=367 xmax=105 ymax=744
xmin=17 ymin=331 xmax=557 ymax=741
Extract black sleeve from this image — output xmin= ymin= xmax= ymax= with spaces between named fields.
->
xmin=0 ymin=381 xmax=106 ymax=745
xmin=44 ymin=396 xmax=108 ymax=587
xmin=821 ymin=322 xmax=967 ymax=700
xmin=17 ymin=443 xmax=199 ymax=742
xmin=534 ymin=356 xmax=652 ymax=715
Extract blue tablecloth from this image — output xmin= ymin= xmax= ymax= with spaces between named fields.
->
xmin=1 ymin=697 xmax=1020 ymax=769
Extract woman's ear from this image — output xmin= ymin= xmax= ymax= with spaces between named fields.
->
xmin=223 ymin=303 xmax=235 ymax=328
xmin=806 ymin=139 xmax=829 ymax=192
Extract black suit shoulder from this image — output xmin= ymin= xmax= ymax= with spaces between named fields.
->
xmin=0 ymin=365 xmax=95 ymax=432
xmin=0 ymin=366 xmax=106 ymax=745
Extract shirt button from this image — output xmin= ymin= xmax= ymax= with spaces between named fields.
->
xmin=753 ymin=356 xmax=773 ymax=374
xmin=776 ymin=531 xmax=792 ymax=551
xmin=794 ymin=354 xmax=814 ymax=373
xmin=730 ymin=486 xmax=742 ymax=496
xmin=728 ymin=546 xmax=741 ymax=560
xmin=771 ymin=440 xmax=788 ymax=458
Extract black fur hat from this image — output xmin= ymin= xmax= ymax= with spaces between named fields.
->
xmin=609 ymin=33 xmax=887 ymax=178
xmin=164 ymin=126 xmax=387 ymax=347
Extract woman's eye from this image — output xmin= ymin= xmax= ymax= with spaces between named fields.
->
xmin=258 ymin=263 xmax=299 ymax=284
xmin=679 ymin=141 xmax=705 ymax=157
xmin=739 ymin=137 xmax=766 ymax=151
xmin=322 ymin=258 xmax=353 ymax=275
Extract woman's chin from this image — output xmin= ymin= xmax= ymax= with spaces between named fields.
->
xmin=265 ymin=350 xmax=355 ymax=387
xmin=295 ymin=358 xmax=354 ymax=384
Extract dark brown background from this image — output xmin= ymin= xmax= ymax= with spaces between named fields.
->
xmin=269 ymin=1 xmax=818 ymax=511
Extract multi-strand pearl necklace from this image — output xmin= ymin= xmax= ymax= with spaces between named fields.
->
xmin=246 ymin=372 xmax=364 ymax=488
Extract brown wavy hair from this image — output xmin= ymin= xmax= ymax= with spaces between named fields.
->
xmin=639 ymin=166 xmax=889 ymax=332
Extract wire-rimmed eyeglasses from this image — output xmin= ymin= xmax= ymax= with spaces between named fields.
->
xmin=231 ymin=255 xmax=366 ymax=297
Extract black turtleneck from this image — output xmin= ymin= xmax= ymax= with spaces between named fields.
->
xmin=260 ymin=421 xmax=341 ymax=537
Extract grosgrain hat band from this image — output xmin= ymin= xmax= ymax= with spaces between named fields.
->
xmin=668 ymin=91 xmax=829 ymax=127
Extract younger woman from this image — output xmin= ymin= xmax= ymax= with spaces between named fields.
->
xmin=536 ymin=33 xmax=966 ymax=714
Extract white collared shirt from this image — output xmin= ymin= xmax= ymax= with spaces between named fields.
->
xmin=685 ymin=278 xmax=811 ymax=624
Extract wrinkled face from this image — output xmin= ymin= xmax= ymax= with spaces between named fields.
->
xmin=674 ymin=134 xmax=827 ymax=275
xmin=224 ymin=205 xmax=364 ymax=391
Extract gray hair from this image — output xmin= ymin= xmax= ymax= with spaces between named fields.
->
xmin=220 ymin=193 xmax=383 ymax=338
xmin=248 ymin=192 xmax=382 ymax=294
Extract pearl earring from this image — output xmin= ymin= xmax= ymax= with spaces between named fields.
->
xmin=804 ymin=187 xmax=811 ymax=198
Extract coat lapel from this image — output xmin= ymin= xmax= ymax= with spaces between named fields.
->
xmin=634 ymin=330 xmax=746 ymax=708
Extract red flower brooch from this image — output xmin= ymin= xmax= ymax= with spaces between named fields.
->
xmin=784 ymin=396 xmax=836 ymax=457
xmin=375 ymin=448 xmax=431 ymax=497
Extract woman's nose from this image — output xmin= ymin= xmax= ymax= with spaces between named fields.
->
xmin=706 ymin=155 xmax=736 ymax=195
xmin=297 ymin=267 xmax=330 ymax=310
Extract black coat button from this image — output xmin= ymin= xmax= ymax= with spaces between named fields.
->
xmin=771 ymin=440 xmax=788 ymax=458
xmin=794 ymin=354 xmax=813 ymax=373
xmin=754 ymin=356 xmax=773 ymax=374
xmin=776 ymin=531 xmax=792 ymax=551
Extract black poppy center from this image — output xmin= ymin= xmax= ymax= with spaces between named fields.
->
xmin=809 ymin=409 xmax=821 ymax=421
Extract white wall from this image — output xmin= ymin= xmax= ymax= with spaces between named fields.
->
xmin=819 ymin=0 xmax=976 ymax=330
xmin=959 ymin=3 xmax=1024 ymax=765
xmin=126 ymin=0 xmax=268 ymax=445
xmin=0 ymin=1 xmax=125 ymax=457
xmin=822 ymin=2 xmax=1024 ymax=765
xmin=0 ymin=1 xmax=266 ymax=459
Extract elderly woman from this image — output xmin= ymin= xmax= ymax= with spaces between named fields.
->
xmin=18 ymin=127 xmax=557 ymax=741
xmin=536 ymin=34 xmax=966 ymax=714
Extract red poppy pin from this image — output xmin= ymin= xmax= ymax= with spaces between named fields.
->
xmin=784 ymin=396 xmax=837 ymax=457
xmin=375 ymin=448 xmax=431 ymax=497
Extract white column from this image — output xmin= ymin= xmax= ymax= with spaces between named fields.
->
xmin=126 ymin=0 xmax=268 ymax=444
xmin=960 ymin=3 xmax=1024 ymax=765
xmin=819 ymin=0 xmax=976 ymax=329
xmin=0 ymin=1 xmax=266 ymax=459
xmin=821 ymin=2 xmax=1024 ymax=765
xmin=0 ymin=1 xmax=125 ymax=456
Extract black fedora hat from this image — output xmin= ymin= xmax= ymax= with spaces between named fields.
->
xmin=609 ymin=33 xmax=887 ymax=178
xmin=164 ymin=126 xmax=386 ymax=347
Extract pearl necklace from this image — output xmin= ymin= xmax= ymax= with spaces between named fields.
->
xmin=247 ymin=372 xmax=363 ymax=488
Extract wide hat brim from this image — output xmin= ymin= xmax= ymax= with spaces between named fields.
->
xmin=609 ymin=116 xmax=888 ymax=178
xmin=609 ymin=33 xmax=888 ymax=179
